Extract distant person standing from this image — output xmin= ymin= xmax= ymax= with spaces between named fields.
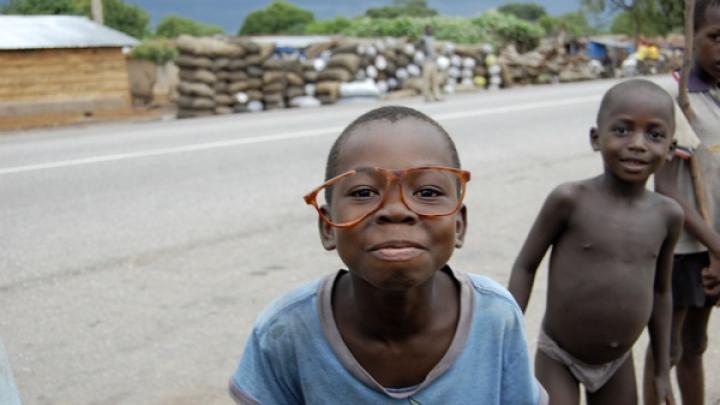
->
xmin=421 ymin=25 xmax=443 ymax=102
xmin=0 ymin=339 xmax=22 ymax=405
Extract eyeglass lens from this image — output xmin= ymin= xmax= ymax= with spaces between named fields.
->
xmin=316 ymin=168 xmax=463 ymax=225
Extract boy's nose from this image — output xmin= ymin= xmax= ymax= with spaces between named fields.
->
xmin=627 ymin=132 xmax=648 ymax=151
xmin=375 ymin=184 xmax=417 ymax=224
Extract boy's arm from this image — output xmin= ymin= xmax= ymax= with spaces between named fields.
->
xmin=648 ymin=200 xmax=684 ymax=404
xmin=655 ymin=160 xmax=720 ymax=295
xmin=508 ymin=184 xmax=576 ymax=312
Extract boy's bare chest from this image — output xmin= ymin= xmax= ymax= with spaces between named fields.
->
xmin=563 ymin=203 xmax=667 ymax=260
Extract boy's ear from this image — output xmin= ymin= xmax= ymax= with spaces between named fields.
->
xmin=589 ymin=127 xmax=600 ymax=151
xmin=454 ymin=205 xmax=467 ymax=248
xmin=318 ymin=206 xmax=336 ymax=251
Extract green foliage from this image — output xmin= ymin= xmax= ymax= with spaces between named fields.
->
xmin=76 ymin=0 xmax=150 ymax=38
xmin=239 ymin=1 xmax=314 ymax=35
xmin=1 ymin=0 xmax=78 ymax=14
xmin=155 ymin=15 xmax=224 ymax=38
xmin=609 ymin=0 xmax=683 ymax=36
xmin=497 ymin=2 xmax=547 ymax=21
xmin=307 ymin=16 xmax=486 ymax=44
xmin=130 ymin=38 xmax=177 ymax=64
xmin=365 ymin=0 xmax=437 ymax=18
xmin=473 ymin=11 xmax=545 ymax=52
xmin=305 ymin=16 xmax=353 ymax=35
xmin=539 ymin=11 xmax=595 ymax=36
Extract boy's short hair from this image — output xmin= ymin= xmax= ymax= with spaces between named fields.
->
xmin=595 ymin=79 xmax=675 ymax=126
xmin=695 ymin=0 xmax=720 ymax=32
xmin=325 ymin=106 xmax=460 ymax=181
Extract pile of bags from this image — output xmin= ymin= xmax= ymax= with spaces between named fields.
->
xmin=498 ymin=38 xmax=602 ymax=86
xmin=173 ymin=35 xmax=603 ymax=118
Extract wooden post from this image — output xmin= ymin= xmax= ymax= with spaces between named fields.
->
xmin=91 ymin=0 xmax=104 ymax=25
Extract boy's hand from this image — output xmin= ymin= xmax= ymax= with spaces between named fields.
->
xmin=654 ymin=375 xmax=675 ymax=405
xmin=702 ymin=256 xmax=720 ymax=298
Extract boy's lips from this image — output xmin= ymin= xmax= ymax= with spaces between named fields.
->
xmin=619 ymin=157 xmax=649 ymax=171
xmin=367 ymin=241 xmax=426 ymax=261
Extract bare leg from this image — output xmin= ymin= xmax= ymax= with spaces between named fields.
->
xmin=587 ymin=355 xmax=637 ymax=405
xmin=535 ymin=349 xmax=580 ymax=405
xmin=676 ymin=306 xmax=713 ymax=405
xmin=643 ymin=308 xmax=686 ymax=405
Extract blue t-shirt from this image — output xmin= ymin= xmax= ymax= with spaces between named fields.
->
xmin=230 ymin=267 xmax=546 ymax=405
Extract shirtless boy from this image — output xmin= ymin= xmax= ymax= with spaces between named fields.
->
xmin=508 ymin=79 xmax=683 ymax=405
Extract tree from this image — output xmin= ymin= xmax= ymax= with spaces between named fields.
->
xmin=365 ymin=0 xmax=438 ymax=18
xmin=239 ymin=1 xmax=314 ymax=35
xmin=76 ymin=0 xmax=150 ymax=38
xmin=155 ymin=15 xmax=224 ymax=38
xmin=1 ymin=0 xmax=78 ymax=14
xmin=583 ymin=0 xmax=684 ymax=40
xmin=497 ymin=3 xmax=547 ymax=21
xmin=539 ymin=11 xmax=595 ymax=36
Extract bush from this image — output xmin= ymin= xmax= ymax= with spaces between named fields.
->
xmin=1 ymin=0 xmax=78 ymax=14
xmin=156 ymin=15 xmax=224 ymax=38
xmin=472 ymin=11 xmax=544 ymax=52
xmin=239 ymin=1 xmax=314 ymax=35
xmin=131 ymin=39 xmax=177 ymax=64
xmin=76 ymin=0 xmax=151 ymax=39
xmin=539 ymin=12 xmax=595 ymax=37
xmin=305 ymin=16 xmax=353 ymax=35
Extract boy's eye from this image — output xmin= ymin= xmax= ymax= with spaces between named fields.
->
xmin=347 ymin=187 xmax=378 ymax=199
xmin=648 ymin=130 xmax=666 ymax=141
xmin=612 ymin=126 xmax=629 ymax=136
xmin=415 ymin=186 xmax=444 ymax=199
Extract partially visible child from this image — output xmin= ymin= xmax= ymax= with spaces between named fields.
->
xmin=509 ymin=79 xmax=682 ymax=404
xmin=643 ymin=1 xmax=720 ymax=404
xmin=230 ymin=106 xmax=547 ymax=404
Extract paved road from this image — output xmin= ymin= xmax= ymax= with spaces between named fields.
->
xmin=1 ymin=78 xmax=718 ymax=404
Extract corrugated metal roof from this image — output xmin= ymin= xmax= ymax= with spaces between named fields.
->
xmin=0 ymin=15 xmax=139 ymax=50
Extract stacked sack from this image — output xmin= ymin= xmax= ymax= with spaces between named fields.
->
xmin=174 ymin=35 xmax=245 ymax=118
xmin=498 ymin=38 xmax=602 ymax=86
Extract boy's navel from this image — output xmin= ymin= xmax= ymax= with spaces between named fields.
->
xmin=582 ymin=243 xmax=593 ymax=250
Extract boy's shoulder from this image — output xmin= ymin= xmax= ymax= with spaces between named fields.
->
xmin=542 ymin=180 xmax=590 ymax=210
xmin=462 ymin=271 xmax=523 ymax=318
xmin=250 ymin=277 xmax=324 ymax=333
xmin=646 ymin=190 xmax=684 ymax=224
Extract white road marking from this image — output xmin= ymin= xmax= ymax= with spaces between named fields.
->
xmin=0 ymin=95 xmax=599 ymax=176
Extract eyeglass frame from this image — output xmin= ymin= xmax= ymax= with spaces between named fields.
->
xmin=303 ymin=165 xmax=471 ymax=229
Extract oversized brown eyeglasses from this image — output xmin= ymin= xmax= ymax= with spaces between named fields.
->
xmin=303 ymin=166 xmax=471 ymax=228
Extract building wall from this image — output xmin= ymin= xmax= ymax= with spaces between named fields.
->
xmin=0 ymin=47 xmax=131 ymax=117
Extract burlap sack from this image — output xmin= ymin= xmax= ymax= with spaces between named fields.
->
xmin=246 ymin=90 xmax=263 ymax=101
xmin=213 ymin=81 xmax=229 ymax=92
xmin=263 ymin=71 xmax=285 ymax=84
xmin=285 ymin=86 xmax=305 ymax=99
xmin=285 ymin=72 xmax=304 ymax=87
xmin=328 ymin=54 xmax=361 ymax=73
xmin=176 ymin=95 xmax=215 ymax=109
xmin=228 ymin=81 xmax=249 ymax=93
xmin=225 ymin=71 xmax=246 ymax=82
xmin=216 ymin=71 xmax=231 ymax=81
xmin=317 ymin=68 xmax=352 ymax=83
xmin=179 ymin=69 xmax=217 ymax=84
xmin=263 ymin=82 xmax=285 ymax=93
xmin=246 ymin=65 xmax=264 ymax=78
xmin=263 ymin=92 xmax=284 ymax=104
xmin=178 ymin=81 xmax=215 ymax=98
xmin=227 ymin=59 xmax=248 ymax=70
xmin=246 ymin=78 xmax=263 ymax=89
xmin=244 ymin=55 xmax=267 ymax=66
xmin=303 ymin=71 xmax=318 ymax=82
xmin=214 ymin=93 xmax=235 ymax=106
xmin=315 ymin=81 xmax=340 ymax=98
xmin=262 ymin=59 xmax=283 ymax=70
xmin=176 ymin=35 xmax=245 ymax=57
xmin=256 ymin=42 xmax=276 ymax=60
xmin=213 ymin=58 xmax=231 ymax=70
xmin=175 ymin=55 xmax=213 ymax=69
xmin=305 ymin=41 xmax=334 ymax=59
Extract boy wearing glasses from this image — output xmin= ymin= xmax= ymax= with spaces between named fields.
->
xmin=508 ymin=79 xmax=682 ymax=405
xmin=229 ymin=106 xmax=547 ymax=404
